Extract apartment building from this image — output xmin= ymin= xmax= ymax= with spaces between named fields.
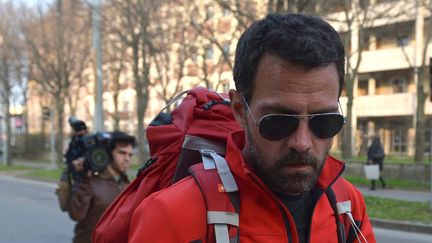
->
xmin=331 ymin=0 xmax=432 ymax=157
xmin=23 ymin=0 xmax=432 ymax=158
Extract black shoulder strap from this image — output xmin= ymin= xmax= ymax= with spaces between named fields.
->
xmin=326 ymin=187 xmax=346 ymax=243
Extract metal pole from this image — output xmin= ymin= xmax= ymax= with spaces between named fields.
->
xmin=430 ymin=117 xmax=432 ymax=208
xmin=0 ymin=115 xmax=5 ymax=166
xmin=91 ymin=0 xmax=104 ymax=132
xmin=430 ymin=64 xmax=432 ymax=208
xmin=50 ymin=110 xmax=56 ymax=169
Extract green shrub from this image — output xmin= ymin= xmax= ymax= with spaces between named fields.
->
xmin=13 ymin=133 xmax=48 ymax=159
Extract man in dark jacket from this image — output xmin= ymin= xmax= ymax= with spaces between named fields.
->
xmin=68 ymin=131 xmax=135 ymax=243
xmin=367 ymin=136 xmax=386 ymax=190
xmin=64 ymin=117 xmax=88 ymax=188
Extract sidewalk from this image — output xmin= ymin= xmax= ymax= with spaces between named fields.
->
xmin=358 ymin=186 xmax=432 ymax=234
xmin=358 ymin=186 xmax=430 ymax=202
xmin=11 ymin=160 xmax=138 ymax=178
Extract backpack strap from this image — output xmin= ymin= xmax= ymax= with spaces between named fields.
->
xmin=325 ymin=186 xmax=347 ymax=243
xmin=172 ymin=135 xmax=226 ymax=183
xmin=189 ymin=150 xmax=240 ymax=243
xmin=327 ymin=179 xmax=368 ymax=243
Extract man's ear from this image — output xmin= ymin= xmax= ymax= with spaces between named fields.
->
xmin=229 ymin=89 xmax=247 ymax=128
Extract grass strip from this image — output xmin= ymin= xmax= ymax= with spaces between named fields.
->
xmin=0 ymin=164 xmax=33 ymax=172
xmin=365 ymin=196 xmax=432 ymax=224
xmin=22 ymin=168 xmax=63 ymax=181
xmin=344 ymin=175 xmax=430 ymax=191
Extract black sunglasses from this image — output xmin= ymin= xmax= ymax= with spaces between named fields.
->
xmin=243 ymin=99 xmax=345 ymax=141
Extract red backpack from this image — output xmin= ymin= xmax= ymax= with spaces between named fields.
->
xmin=93 ymin=87 xmax=242 ymax=243
xmin=94 ymin=87 xmax=361 ymax=243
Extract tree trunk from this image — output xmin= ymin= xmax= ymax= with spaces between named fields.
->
xmin=2 ymin=100 xmax=11 ymax=166
xmin=132 ymin=42 xmax=149 ymax=164
xmin=343 ymin=75 xmax=354 ymax=159
xmin=414 ymin=68 xmax=426 ymax=163
xmin=55 ymin=98 xmax=65 ymax=167
xmin=113 ymin=91 xmax=120 ymax=131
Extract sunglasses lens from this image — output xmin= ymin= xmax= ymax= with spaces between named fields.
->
xmin=309 ymin=114 xmax=344 ymax=138
xmin=259 ymin=115 xmax=299 ymax=140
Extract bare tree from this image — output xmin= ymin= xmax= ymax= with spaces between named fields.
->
xmin=105 ymin=0 xmax=163 ymax=162
xmin=185 ymin=1 xmax=258 ymax=91
xmin=104 ymin=42 xmax=128 ymax=131
xmin=100 ymin=6 xmax=130 ymax=131
xmin=0 ymin=1 xmax=25 ymax=165
xmin=412 ymin=0 xmax=432 ymax=163
xmin=21 ymin=0 xmax=92 ymax=165
xmin=151 ymin=7 xmax=189 ymax=109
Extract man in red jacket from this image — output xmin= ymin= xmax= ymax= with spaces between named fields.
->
xmin=129 ymin=13 xmax=375 ymax=243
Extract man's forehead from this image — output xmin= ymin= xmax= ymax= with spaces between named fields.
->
xmin=250 ymin=55 xmax=339 ymax=96
xmin=115 ymin=143 xmax=133 ymax=150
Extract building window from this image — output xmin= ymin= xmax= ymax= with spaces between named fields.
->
xmin=391 ymin=77 xmax=407 ymax=93
xmin=390 ymin=123 xmax=407 ymax=154
xmin=205 ymin=47 xmax=214 ymax=59
xmin=222 ymin=43 xmax=230 ymax=56
xmin=191 ymin=53 xmax=198 ymax=62
xmin=397 ymin=36 xmax=410 ymax=47
xmin=206 ymin=5 xmax=214 ymax=20
xmin=425 ymin=129 xmax=432 ymax=154
xmin=190 ymin=47 xmax=198 ymax=62
xmin=357 ymin=79 xmax=368 ymax=96
xmin=223 ymin=7 xmax=230 ymax=16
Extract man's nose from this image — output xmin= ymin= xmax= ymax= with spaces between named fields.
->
xmin=289 ymin=119 xmax=313 ymax=153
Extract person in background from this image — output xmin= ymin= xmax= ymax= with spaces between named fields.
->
xmin=64 ymin=117 xmax=89 ymax=188
xmin=367 ymin=135 xmax=386 ymax=190
xmin=68 ymin=131 xmax=135 ymax=243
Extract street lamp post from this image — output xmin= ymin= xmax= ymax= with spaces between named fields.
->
xmin=91 ymin=0 xmax=104 ymax=132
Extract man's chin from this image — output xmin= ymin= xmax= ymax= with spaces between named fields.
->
xmin=272 ymin=172 xmax=317 ymax=195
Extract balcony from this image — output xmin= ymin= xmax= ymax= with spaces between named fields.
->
xmin=340 ymin=93 xmax=416 ymax=117
xmin=358 ymin=46 xmax=415 ymax=73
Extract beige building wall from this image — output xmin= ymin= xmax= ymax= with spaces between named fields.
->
xmin=23 ymin=0 xmax=432 ymax=157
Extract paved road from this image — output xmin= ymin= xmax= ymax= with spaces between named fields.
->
xmin=375 ymin=227 xmax=432 ymax=242
xmin=0 ymin=175 xmax=74 ymax=243
xmin=1 ymin=174 xmax=431 ymax=243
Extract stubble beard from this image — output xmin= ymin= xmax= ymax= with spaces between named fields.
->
xmin=246 ymin=127 xmax=329 ymax=195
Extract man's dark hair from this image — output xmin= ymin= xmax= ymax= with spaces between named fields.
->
xmin=110 ymin=131 xmax=136 ymax=152
xmin=233 ymin=13 xmax=345 ymax=101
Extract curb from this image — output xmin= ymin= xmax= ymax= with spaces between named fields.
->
xmin=371 ymin=218 xmax=432 ymax=235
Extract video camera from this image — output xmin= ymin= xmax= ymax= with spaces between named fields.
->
xmin=65 ymin=117 xmax=113 ymax=174
xmin=80 ymin=132 xmax=113 ymax=173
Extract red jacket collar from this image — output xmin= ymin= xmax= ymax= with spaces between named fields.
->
xmin=225 ymin=130 xmax=346 ymax=191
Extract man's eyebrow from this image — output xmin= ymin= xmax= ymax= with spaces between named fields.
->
xmin=309 ymin=107 xmax=340 ymax=114
xmin=260 ymin=103 xmax=339 ymax=114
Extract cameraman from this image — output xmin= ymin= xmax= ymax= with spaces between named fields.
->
xmin=68 ymin=131 xmax=135 ymax=243
xmin=64 ymin=117 xmax=88 ymax=188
